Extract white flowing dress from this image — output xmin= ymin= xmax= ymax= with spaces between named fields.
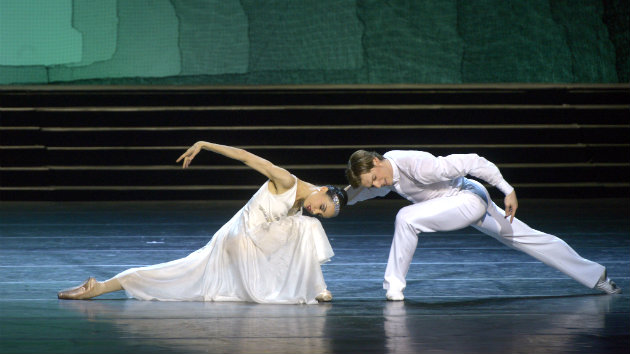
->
xmin=115 ymin=177 xmax=334 ymax=304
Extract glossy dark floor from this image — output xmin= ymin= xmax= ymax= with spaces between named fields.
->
xmin=1 ymin=199 xmax=628 ymax=354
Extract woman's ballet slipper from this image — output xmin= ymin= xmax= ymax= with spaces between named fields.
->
xmin=316 ymin=289 xmax=332 ymax=302
xmin=57 ymin=277 xmax=98 ymax=300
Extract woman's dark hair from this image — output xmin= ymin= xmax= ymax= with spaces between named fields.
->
xmin=324 ymin=185 xmax=348 ymax=216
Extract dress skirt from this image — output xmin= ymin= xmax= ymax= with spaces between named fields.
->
xmin=115 ymin=212 xmax=334 ymax=304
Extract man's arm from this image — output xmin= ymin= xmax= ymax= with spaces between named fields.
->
xmin=437 ymin=153 xmax=517 ymax=223
xmin=395 ymin=151 xmax=517 ymax=222
xmin=401 ymin=152 xmax=513 ymax=195
xmin=504 ymin=190 xmax=518 ymax=223
xmin=344 ymin=185 xmax=391 ymax=205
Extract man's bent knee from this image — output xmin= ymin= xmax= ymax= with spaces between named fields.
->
xmin=395 ymin=208 xmax=420 ymax=235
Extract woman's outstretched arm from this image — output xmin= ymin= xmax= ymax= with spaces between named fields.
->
xmin=176 ymin=141 xmax=295 ymax=193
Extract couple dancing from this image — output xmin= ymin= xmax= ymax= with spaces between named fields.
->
xmin=58 ymin=141 xmax=621 ymax=303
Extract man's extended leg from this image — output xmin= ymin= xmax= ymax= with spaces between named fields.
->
xmin=474 ymin=200 xmax=610 ymax=290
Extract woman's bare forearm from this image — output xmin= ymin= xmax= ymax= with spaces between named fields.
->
xmin=177 ymin=141 xmax=294 ymax=189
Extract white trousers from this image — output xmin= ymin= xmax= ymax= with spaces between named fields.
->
xmin=383 ymin=183 xmax=605 ymax=293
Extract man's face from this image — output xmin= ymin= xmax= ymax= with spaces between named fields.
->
xmin=359 ymin=158 xmax=393 ymax=188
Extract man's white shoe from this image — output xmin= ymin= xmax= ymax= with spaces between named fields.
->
xmin=595 ymin=272 xmax=622 ymax=294
xmin=386 ymin=290 xmax=404 ymax=301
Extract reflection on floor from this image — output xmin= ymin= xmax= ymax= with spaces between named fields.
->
xmin=1 ymin=199 xmax=628 ymax=354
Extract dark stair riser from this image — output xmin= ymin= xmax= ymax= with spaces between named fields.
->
xmin=2 ymin=165 xmax=627 ymax=187
xmin=3 ymin=87 xmax=628 ymax=107
xmin=8 ymin=146 xmax=625 ymax=166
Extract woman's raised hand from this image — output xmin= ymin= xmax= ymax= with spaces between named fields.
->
xmin=176 ymin=142 xmax=202 ymax=168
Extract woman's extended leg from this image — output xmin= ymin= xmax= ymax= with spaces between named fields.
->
xmin=58 ymin=277 xmax=123 ymax=300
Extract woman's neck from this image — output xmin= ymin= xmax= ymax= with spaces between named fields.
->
xmin=295 ymin=179 xmax=316 ymax=205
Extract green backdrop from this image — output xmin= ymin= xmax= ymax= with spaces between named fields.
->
xmin=1 ymin=0 xmax=628 ymax=85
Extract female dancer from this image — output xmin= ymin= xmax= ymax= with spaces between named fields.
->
xmin=58 ymin=141 xmax=347 ymax=304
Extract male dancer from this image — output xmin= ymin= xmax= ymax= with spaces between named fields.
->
xmin=345 ymin=150 xmax=621 ymax=300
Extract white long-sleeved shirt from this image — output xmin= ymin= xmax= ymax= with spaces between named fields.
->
xmin=347 ymin=150 xmax=514 ymax=205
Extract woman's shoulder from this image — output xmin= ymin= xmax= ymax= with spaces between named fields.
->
xmin=268 ymin=175 xmax=298 ymax=196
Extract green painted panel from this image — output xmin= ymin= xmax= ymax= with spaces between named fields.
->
xmin=48 ymin=0 xmax=180 ymax=82
xmin=0 ymin=0 xmax=626 ymax=85
xmin=359 ymin=0 xmax=463 ymax=84
xmin=69 ymin=0 xmax=117 ymax=67
xmin=0 ymin=65 xmax=47 ymax=84
xmin=172 ymin=0 xmax=249 ymax=76
xmin=459 ymin=0 xmax=573 ymax=83
xmin=550 ymin=0 xmax=617 ymax=82
xmin=241 ymin=0 xmax=362 ymax=71
xmin=0 ymin=0 xmax=82 ymax=66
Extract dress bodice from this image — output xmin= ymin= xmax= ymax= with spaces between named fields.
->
xmin=243 ymin=176 xmax=300 ymax=230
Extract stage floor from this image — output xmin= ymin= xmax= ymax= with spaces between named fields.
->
xmin=1 ymin=199 xmax=628 ymax=354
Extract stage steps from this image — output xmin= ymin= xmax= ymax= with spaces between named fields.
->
xmin=1 ymin=85 xmax=628 ymax=201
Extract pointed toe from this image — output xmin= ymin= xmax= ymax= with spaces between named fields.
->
xmin=57 ymin=277 xmax=97 ymax=300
